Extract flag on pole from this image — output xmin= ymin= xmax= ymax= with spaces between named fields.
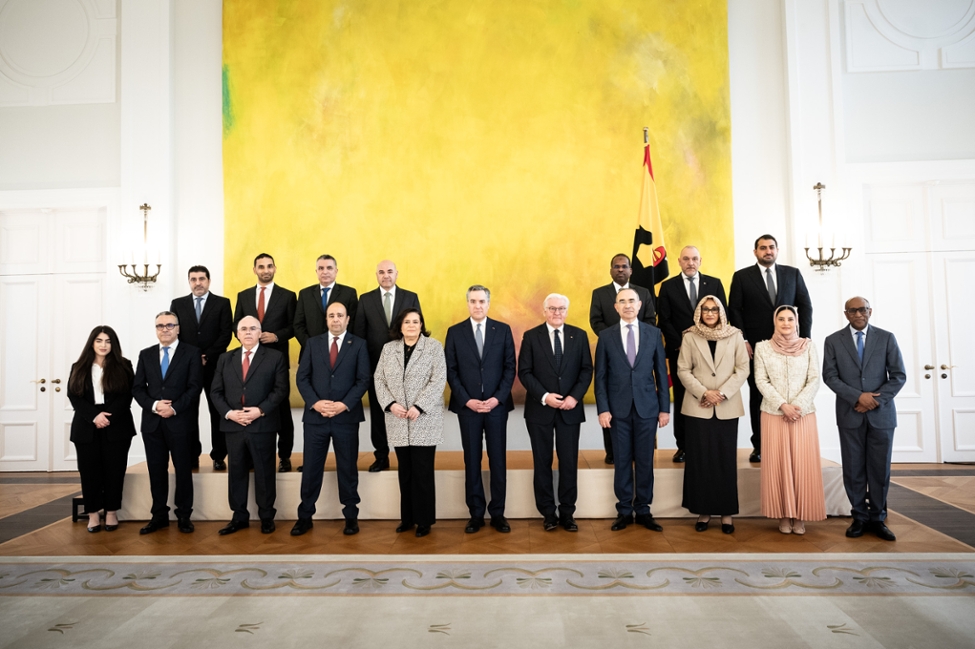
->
xmin=630 ymin=135 xmax=670 ymax=291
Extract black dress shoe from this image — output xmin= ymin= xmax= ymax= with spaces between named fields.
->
xmin=543 ymin=516 xmax=559 ymax=532
xmin=291 ymin=518 xmax=313 ymax=536
xmin=415 ymin=525 xmax=431 ymax=538
xmin=611 ymin=515 xmax=631 ymax=531
xmin=296 ymin=465 xmax=303 ymax=472
xmin=177 ymin=517 xmax=194 ymax=533
xmin=749 ymin=450 xmax=761 ymax=463
xmin=139 ymin=519 xmax=170 ymax=535
xmin=278 ymin=458 xmax=292 ymax=473
xmin=465 ymin=517 xmax=485 ymax=534
xmin=846 ymin=520 xmax=866 ymax=538
xmin=490 ymin=516 xmax=511 ymax=533
xmin=672 ymin=449 xmax=686 ymax=463
xmin=368 ymin=457 xmax=390 ymax=473
xmin=261 ymin=519 xmax=276 ymax=534
xmin=87 ymin=523 xmax=101 ymax=533
xmin=695 ymin=520 xmax=709 ymax=532
xmin=396 ymin=522 xmax=415 ymax=533
xmin=722 ymin=524 xmax=735 ymax=534
xmin=872 ymin=522 xmax=896 ymax=541
xmin=212 ymin=459 xmax=227 ymax=471
xmin=104 ymin=523 xmax=118 ymax=532
xmin=218 ymin=520 xmax=250 ymax=535
xmin=343 ymin=519 xmax=359 ymax=535
xmin=561 ymin=517 xmax=578 ymax=532
xmin=604 ymin=453 xmax=614 ymax=465
xmin=635 ymin=514 xmax=663 ymax=532
xmin=192 ymin=457 xmax=200 ymax=469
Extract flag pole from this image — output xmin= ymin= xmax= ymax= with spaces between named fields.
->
xmin=643 ymin=126 xmax=648 ymax=144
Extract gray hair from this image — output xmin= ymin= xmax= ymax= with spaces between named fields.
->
xmin=466 ymin=284 xmax=491 ymax=301
xmin=155 ymin=311 xmax=178 ymax=324
xmin=543 ymin=293 xmax=570 ymax=309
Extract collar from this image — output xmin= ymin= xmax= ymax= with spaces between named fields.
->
xmin=241 ymin=342 xmax=260 ymax=356
xmin=256 ymin=281 xmax=275 ymax=290
xmin=613 ymin=282 xmax=630 ymax=292
xmin=756 ymin=262 xmax=777 ymax=274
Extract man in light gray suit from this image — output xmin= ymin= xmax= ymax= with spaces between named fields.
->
xmin=822 ymin=297 xmax=906 ymax=542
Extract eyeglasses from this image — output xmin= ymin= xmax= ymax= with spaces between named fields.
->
xmin=155 ymin=323 xmax=178 ymax=331
xmin=545 ymin=307 xmax=567 ymax=313
xmin=845 ymin=307 xmax=870 ymax=315
xmin=701 ymin=307 xmax=721 ymax=314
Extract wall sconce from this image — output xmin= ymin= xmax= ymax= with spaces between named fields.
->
xmin=804 ymin=183 xmax=852 ymax=272
xmin=118 ymin=203 xmax=161 ymax=290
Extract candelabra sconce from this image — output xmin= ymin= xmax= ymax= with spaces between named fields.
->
xmin=118 ymin=203 xmax=162 ymax=290
xmin=804 ymin=183 xmax=852 ymax=273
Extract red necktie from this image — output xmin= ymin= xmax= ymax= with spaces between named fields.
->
xmin=330 ymin=336 xmax=338 ymax=368
xmin=257 ymin=286 xmax=266 ymax=322
xmin=241 ymin=350 xmax=251 ymax=405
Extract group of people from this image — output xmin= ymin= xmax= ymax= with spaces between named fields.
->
xmin=68 ymin=238 xmax=906 ymax=542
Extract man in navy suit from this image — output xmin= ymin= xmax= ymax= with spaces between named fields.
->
xmin=728 ymin=234 xmax=813 ymax=462
xmin=169 ymin=265 xmax=233 ymax=470
xmin=292 ymin=302 xmax=371 ymax=536
xmin=294 ymin=254 xmax=359 ymax=355
xmin=132 ymin=311 xmax=203 ymax=534
xmin=823 ymin=297 xmax=906 ymax=542
xmin=445 ymin=285 xmax=516 ymax=534
xmin=518 ymin=293 xmax=593 ymax=532
xmin=594 ymin=288 xmax=670 ymax=532
xmin=656 ymin=246 xmax=726 ymax=463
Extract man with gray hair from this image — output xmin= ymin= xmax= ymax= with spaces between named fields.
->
xmin=518 ymin=293 xmax=593 ymax=531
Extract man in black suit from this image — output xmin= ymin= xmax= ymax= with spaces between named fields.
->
xmin=594 ymin=288 xmax=670 ymax=532
xmin=728 ymin=234 xmax=813 ymax=463
xmin=518 ymin=293 xmax=593 ymax=532
xmin=294 ymin=254 xmax=359 ymax=355
xmin=292 ymin=302 xmax=371 ymax=536
xmin=132 ymin=311 xmax=203 ymax=535
xmin=211 ymin=316 xmax=289 ymax=535
xmin=589 ymin=253 xmax=657 ymax=464
xmin=445 ymin=285 xmax=516 ymax=534
xmin=170 ymin=265 xmax=233 ymax=470
xmin=353 ymin=259 xmax=422 ymax=472
xmin=656 ymin=246 xmax=727 ymax=463
xmin=233 ymin=253 xmax=298 ymax=472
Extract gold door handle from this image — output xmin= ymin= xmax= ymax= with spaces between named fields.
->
xmin=940 ymin=365 xmax=955 ymax=370
xmin=30 ymin=378 xmax=46 ymax=384
xmin=924 ymin=365 xmax=934 ymax=370
xmin=51 ymin=379 xmax=61 ymax=384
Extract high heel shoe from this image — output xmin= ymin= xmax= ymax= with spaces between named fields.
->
xmin=87 ymin=512 xmax=102 ymax=533
xmin=778 ymin=518 xmax=792 ymax=534
xmin=694 ymin=516 xmax=710 ymax=532
xmin=792 ymin=520 xmax=806 ymax=535
xmin=104 ymin=511 xmax=119 ymax=532
xmin=721 ymin=517 xmax=735 ymax=534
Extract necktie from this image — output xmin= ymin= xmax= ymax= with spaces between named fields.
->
xmin=475 ymin=323 xmax=484 ymax=358
xmin=257 ymin=286 xmax=266 ymax=322
xmin=241 ymin=350 xmax=251 ymax=405
xmin=330 ymin=336 xmax=339 ymax=368
xmin=553 ymin=328 xmax=563 ymax=368
xmin=195 ymin=297 xmax=203 ymax=323
xmin=626 ymin=324 xmax=636 ymax=367
xmin=856 ymin=330 xmax=864 ymax=362
xmin=686 ymin=275 xmax=697 ymax=308
xmin=160 ymin=346 xmax=170 ymax=379
xmin=383 ymin=291 xmax=392 ymax=325
xmin=321 ymin=286 xmax=330 ymax=313
xmin=765 ymin=268 xmax=777 ymax=304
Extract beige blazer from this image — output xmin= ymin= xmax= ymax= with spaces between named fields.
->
xmin=676 ymin=331 xmax=749 ymax=420
xmin=374 ymin=335 xmax=447 ymax=447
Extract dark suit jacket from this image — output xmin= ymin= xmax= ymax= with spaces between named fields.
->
xmin=294 ymin=283 xmax=359 ymax=349
xmin=445 ymin=317 xmax=516 ymax=414
xmin=353 ymin=286 xmax=421 ymax=368
xmin=295 ymin=332 xmax=370 ymax=425
xmin=518 ymin=323 xmax=593 ymax=426
xmin=656 ymin=273 xmax=727 ymax=352
xmin=169 ymin=293 xmax=233 ymax=367
xmin=132 ymin=343 xmax=203 ymax=434
xmin=589 ymin=283 xmax=657 ymax=336
xmin=728 ymin=264 xmax=813 ymax=343
xmin=822 ymin=325 xmax=906 ymax=429
xmin=594 ymin=322 xmax=670 ymax=419
xmin=233 ymin=284 xmax=297 ymax=366
xmin=68 ymin=360 xmax=137 ymax=444
xmin=210 ymin=345 xmax=289 ymax=433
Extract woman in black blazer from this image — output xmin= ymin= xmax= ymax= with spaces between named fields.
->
xmin=67 ymin=326 xmax=136 ymax=532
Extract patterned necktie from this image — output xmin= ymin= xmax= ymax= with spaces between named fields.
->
xmin=330 ymin=336 xmax=339 ymax=368
xmin=475 ymin=323 xmax=484 ymax=358
xmin=626 ymin=324 xmax=636 ymax=367
xmin=160 ymin=346 xmax=170 ymax=379
xmin=383 ymin=292 xmax=392 ymax=325
xmin=257 ymin=286 xmax=266 ymax=322
xmin=195 ymin=297 xmax=203 ymax=323
xmin=765 ymin=268 xmax=777 ymax=304
xmin=856 ymin=331 xmax=864 ymax=362
xmin=686 ymin=275 xmax=697 ymax=308
xmin=553 ymin=328 xmax=563 ymax=368
xmin=321 ymin=286 xmax=331 ymax=313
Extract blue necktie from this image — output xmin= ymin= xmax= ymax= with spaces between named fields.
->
xmin=161 ymin=346 xmax=170 ymax=379
xmin=321 ymin=286 xmax=330 ymax=312
xmin=856 ymin=331 xmax=864 ymax=362
xmin=195 ymin=297 xmax=203 ymax=323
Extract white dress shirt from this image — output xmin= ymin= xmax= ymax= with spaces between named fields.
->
xmin=153 ymin=339 xmax=180 ymax=414
xmin=757 ymin=262 xmax=777 ymax=295
xmin=255 ymin=282 xmax=275 ymax=309
xmin=540 ymin=323 xmax=564 ymax=405
xmin=619 ymin=319 xmax=640 ymax=355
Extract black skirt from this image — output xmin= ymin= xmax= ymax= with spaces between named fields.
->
xmin=681 ymin=413 xmax=739 ymax=516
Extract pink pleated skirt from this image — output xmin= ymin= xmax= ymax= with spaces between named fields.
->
xmin=759 ymin=412 xmax=827 ymax=521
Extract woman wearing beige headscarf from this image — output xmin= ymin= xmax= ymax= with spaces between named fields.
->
xmin=677 ymin=296 xmax=749 ymax=534
xmin=754 ymin=305 xmax=826 ymax=535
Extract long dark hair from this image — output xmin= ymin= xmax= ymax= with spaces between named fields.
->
xmin=389 ymin=308 xmax=430 ymax=340
xmin=68 ymin=326 xmax=134 ymax=396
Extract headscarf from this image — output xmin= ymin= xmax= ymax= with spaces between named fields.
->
xmin=768 ymin=304 xmax=809 ymax=356
xmin=684 ymin=295 xmax=741 ymax=341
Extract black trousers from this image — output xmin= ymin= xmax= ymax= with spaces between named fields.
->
xmin=367 ymin=380 xmax=390 ymax=460
xmin=457 ymin=410 xmax=507 ymax=519
xmin=275 ymin=383 xmax=295 ymax=459
xmin=142 ymin=420 xmax=194 ymax=520
xmin=745 ymin=357 xmax=762 ymax=451
xmin=395 ymin=445 xmax=436 ymax=527
xmin=526 ymin=420 xmax=580 ymax=519
xmin=297 ymin=420 xmax=360 ymax=520
xmin=75 ymin=433 xmax=132 ymax=513
xmin=667 ymin=349 xmax=688 ymax=451
xmin=226 ymin=430 xmax=277 ymax=521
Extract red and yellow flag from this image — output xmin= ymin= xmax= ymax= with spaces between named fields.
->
xmin=631 ymin=140 xmax=670 ymax=288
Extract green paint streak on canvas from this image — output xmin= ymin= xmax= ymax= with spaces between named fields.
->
xmin=222 ymin=64 xmax=234 ymax=137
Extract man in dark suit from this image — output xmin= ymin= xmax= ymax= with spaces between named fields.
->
xmin=132 ymin=311 xmax=203 ymax=535
xmin=294 ymin=254 xmax=359 ymax=354
xmin=292 ymin=302 xmax=371 ymax=536
xmin=823 ymin=297 xmax=906 ymax=542
xmin=656 ymin=246 xmax=727 ymax=463
xmin=589 ymin=253 xmax=657 ymax=464
xmin=594 ymin=288 xmax=670 ymax=532
xmin=233 ymin=253 xmax=298 ymax=472
xmin=170 ymin=265 xmax=233 ymax=470
xmin=728 ymin=234 xmax=813 ymax=463
xmin=445 ymin=285 xmax=516 ymax=534
xmin=210 ymin=316 xmax=289 ymax=535
xmin=518 ymin=293 xmax=593 ymax=532
xmin=353 ymin=259 xmax=421 ymax=472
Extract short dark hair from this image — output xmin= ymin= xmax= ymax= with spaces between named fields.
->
xmin=390 ymin=308 xmax=430 ymax=340
xmin=754 ymin=234 xmax=778 ymax=249
xmin=317 ymin=254 xmax=337 ymax=265
xmin=253 ymin=253 xmax=274 ymax=266
xmin=187 ymin=265 xmax=210 ymax=280
xmin=611 ymin=253 xmax=631 ymax=266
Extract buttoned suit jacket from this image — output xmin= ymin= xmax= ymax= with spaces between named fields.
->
xmin=294 ymin=283 xmax=359 ymax=349
xmin=444 ymin=317 xmax=516 ymax=414
xmin=676 ymin=332 xmax=749 ymax=420
xmin=132 ymin=343 xmax=203 ymax=434
xmin=822 ymin=325 xmax=906 ymax=429
xmin=233 ymin=285 xmax=297 ymax=367
xmin=374 ymin=336 xmax=447 ymax=447
xmin=589 ymin=283 xmax=657 ymax=336
xmin=169 ymin=293 xmax=233 ymax=367
xmin=68 ymin=359 xmax=137 ymax=444
xmin=594 ymin=322 xmax=670 ymax=419
xmin=517 ymin=323 xmax=593 ymax=426
xmin=656 ymin=274 xmax=726 ymax=352
xmin=295 ymin=332 xmax=370 ymax=425
xmin=210 ymin=345 xmax=289 ymax=434
xmin=353 ymin=286 xmax=421 ymax=368
xmin=728 ymin=264 xmax=813 ymax=343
